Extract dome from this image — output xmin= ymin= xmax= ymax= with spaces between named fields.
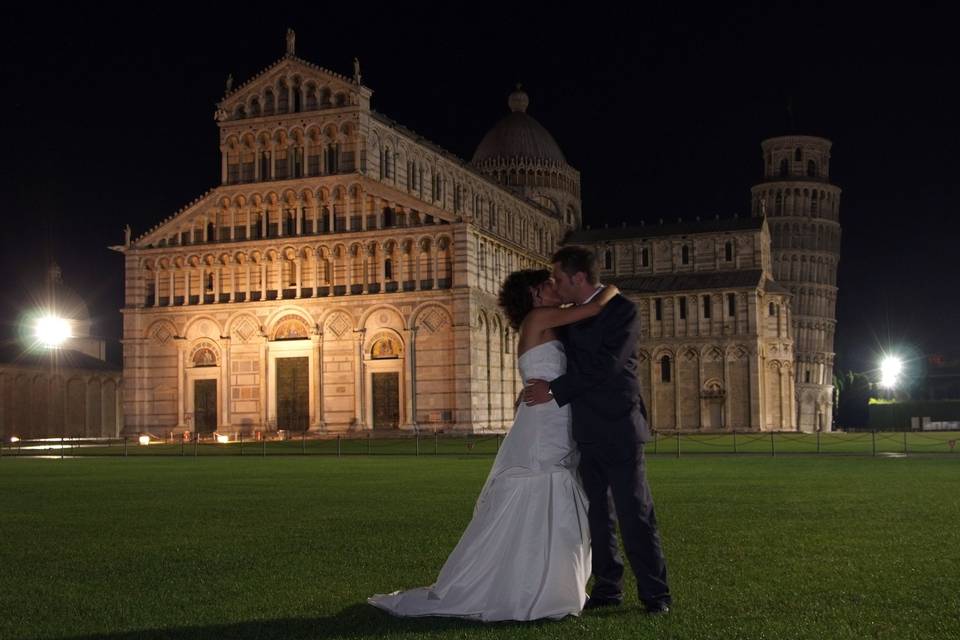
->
xmin=44 ymin=262 xmax=92 ymax=333
xmin=472 ymin=87 xmax=568 ymax=166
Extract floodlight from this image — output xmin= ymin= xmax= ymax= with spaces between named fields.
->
xmin=879 ymin=356 xmax=904 ymax=389
xmin=35 ymin=315 xmax=72 ymax=348
xmin=138 ymin=435 xmax=151 ymax=446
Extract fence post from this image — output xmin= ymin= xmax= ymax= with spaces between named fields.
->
xmin=817 ymin=430 xmax=821 ymax=454
xmin=676 ymin=430 xmax=680 ymax=459
xmin=367 ymin=432 xmax=371 ymax=456
xmin=61 ymin=436 xmax=65 ymax=460
xmin=496 ymin=434 xmax=501 ymax=452
xmin=435 ymin=429 xmax=439 ymax=455
xmin=903 ymin=430 xmax=908 ymax=454
xmin=240 ymin=432 xmax=244 ymax=456
xmin=194 ymin=433 xmax=199 ymax=457
xmin=733 ymin=430 xmax=737 ymax=454
xmin=0 ymin=438 xmax=3 ymax=459
xmin=770 ymin=432 xmax=776 ymax=457
xmin=653 ymin=431 xmax=658 ymax=455
xmin=872 ymin=430 xmax=877 ymax=457
xmin=416 ymin=432 xmax=420 ymax=456
xmin=302 ymin=430 xmax=306 ymax=455
xmin=337 ymin=434 xmax=341 ymax=458
xmin=262 ymin=435 xmax=266 ymax=457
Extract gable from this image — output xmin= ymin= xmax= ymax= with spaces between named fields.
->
xmin=218 ymin=57 xmax=370 ymax=122
xmin=134 ymin=188 xmax=224 ymax=248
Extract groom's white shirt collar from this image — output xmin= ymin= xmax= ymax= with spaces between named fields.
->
xmin=579 ymin=284 xmax=605 ymax=306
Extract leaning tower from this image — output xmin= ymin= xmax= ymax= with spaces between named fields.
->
xmin=751 ymin=136 xmax=842 ymax=432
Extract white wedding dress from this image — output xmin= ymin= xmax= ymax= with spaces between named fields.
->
xmin=368 ymin=340 xmax=591 ymax=621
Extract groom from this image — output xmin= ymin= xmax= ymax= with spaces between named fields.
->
xmin=524 ymin=245 xmax=671 ymax=614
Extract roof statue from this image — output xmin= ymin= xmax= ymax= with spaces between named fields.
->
xmin=353 ymin=57 xmax=362 ymax=85
xmin=286 ymin=28 xmax=296 ymax=57
xmin=124 ymin=224 xmax=132 ymax=247
xmin=225 ymin=73 xmax=233 ymax=93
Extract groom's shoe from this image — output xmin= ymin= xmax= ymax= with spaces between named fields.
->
xmin=645 ymin=601 xmax=671 ymax=616
xmin=584 ymin=596 xmax=623 ymax=610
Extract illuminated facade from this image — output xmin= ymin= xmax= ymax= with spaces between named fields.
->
xmin=117 ymin=35 xmax=831 ymax=435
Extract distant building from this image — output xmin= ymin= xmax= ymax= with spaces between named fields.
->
xmin=0 ymin=264 xmax=122 ymax=439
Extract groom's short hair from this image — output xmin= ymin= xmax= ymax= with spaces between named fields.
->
xmin=552 ymin=245 xmax=598 ymax=284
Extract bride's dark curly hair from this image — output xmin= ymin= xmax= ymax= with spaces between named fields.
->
xmin=498 ymin=269 xmax=551 ymax=332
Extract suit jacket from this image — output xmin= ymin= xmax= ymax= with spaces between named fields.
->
xmin=550 ymin=294 xmax=652 ymax=446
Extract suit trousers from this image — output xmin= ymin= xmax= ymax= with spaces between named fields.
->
xmin=578 ymin=441 xmax=671 ymax=608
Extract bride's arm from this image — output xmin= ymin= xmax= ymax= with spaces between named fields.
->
xmin=522 ymin=285 xmax=619 ymax=333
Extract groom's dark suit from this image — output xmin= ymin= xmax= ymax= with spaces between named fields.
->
xmin=549 ymin=293 xmax=671 ymax=609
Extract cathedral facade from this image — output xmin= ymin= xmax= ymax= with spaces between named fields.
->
xmin=118 ymin=39 xmax=838 ymax=436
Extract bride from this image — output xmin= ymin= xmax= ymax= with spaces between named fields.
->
xmin=369 ymin=269 xmax=618 ymax=621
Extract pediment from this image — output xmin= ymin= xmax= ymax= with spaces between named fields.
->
xmin=218 ymin=57 xmax=371 ymax=121
xmin=133 ymin=188 xmax=224 ymax=248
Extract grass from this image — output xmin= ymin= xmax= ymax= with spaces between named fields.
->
xmin=0 ymin=455 xmax=958 ymax=639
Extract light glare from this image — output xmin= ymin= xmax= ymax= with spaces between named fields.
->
xmin=879 ymin=356 xmax=903 ymax=389
xmin=138 ymin=435 xmax=151 ymax=446
xmin=35 ymin=315 xmax=72 ymax=347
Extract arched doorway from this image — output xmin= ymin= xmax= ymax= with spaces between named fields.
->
xmin=367 ymin=333 xmax=403 ymax=429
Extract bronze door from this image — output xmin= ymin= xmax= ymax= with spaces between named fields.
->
xmin=194 ymin=380 xmax=217 ymax=433
xmin=277 ymin=357 xmax=309 ymax=431
xmin=372 ymin=372 xmax=400 ymax=428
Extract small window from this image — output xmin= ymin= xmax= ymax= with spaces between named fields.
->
xmin=641 ymin=247 xmax=649 ymax=267
xmin=769 ymin=302 xmax=776 ymax=316
xmin=779 ymin=159 xmax=789 ymax=177
xmin=703 ymin=295 xmax=712 ymax=319
xmin=724 ymin=241 xmax=733 ymax=262
xmin=206 ymin=274 xmax=214 ymax=291
xmin=679 ymin=297 xmax=687 ymax=320
xmin=654 ymin=298 xmax=662 ymax=321
xmin=794 ymin=147 xmax=802 ymax=161
xmin=805 ymin=370 xmax=811 ymax=384
xmin=807 ymin=160 xmax=817 ymax=177
xmin=604 ymin=249 xmax=613 ymax=270
xmin=384 ymin=259 xmax=393 ymax=280
xmin=727 ymin=293 xmax=736 ymax=317
xmin=660 ymin=355 xmax=671 ymax=383
xmin=681 ymin=245 xmax=690 ymax=265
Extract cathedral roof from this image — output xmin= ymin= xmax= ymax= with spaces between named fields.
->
xmin=609 ymin=269 xmax=768 ymax=293
xmin=565 ymin=217 xmax=763 ymax=243
xmin=0 ymin=344 xmax=118 ymax=371
xmin=472 ymin=87 xmax=568 ymax=166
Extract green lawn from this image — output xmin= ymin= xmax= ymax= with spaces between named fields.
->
xmin=1 ymin=455 xmax=958 ymax=639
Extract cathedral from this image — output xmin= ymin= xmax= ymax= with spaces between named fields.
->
xmin=118 ymin=34 xmax=840 ymax=436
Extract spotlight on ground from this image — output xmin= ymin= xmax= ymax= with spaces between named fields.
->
xmin=879 ymin=356 xmax=904 ymax=389
xmin=10 ymin=436 xmax=20 ymax=443
xmin=216 ymin=434 xmax=229 ymax=444
xmin=34 ymin=315 xmax=72 ymax=348
xmin=138 ymin=435 xmax=151 ymax=446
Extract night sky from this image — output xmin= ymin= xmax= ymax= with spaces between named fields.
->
xmin=2 ymin=3 xmax=957 ymax=376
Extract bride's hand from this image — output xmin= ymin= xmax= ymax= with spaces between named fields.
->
xmin=595 ymin=284 xmax=619 ymax=306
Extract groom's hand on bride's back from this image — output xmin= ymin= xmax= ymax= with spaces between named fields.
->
xmin=523 ymin=379 xmax=552 ymax=406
